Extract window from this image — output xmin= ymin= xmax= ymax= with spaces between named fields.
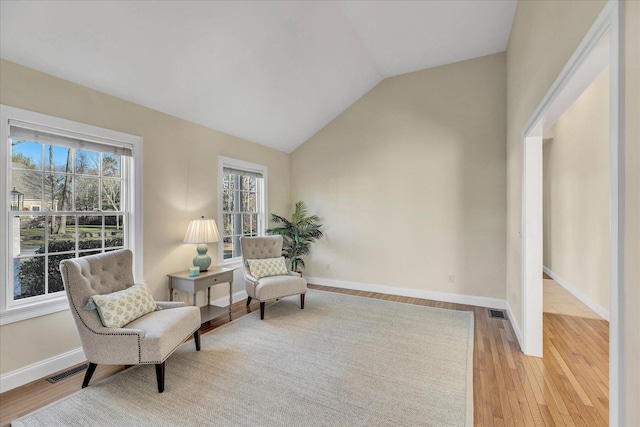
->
xmin=1 ymin=105 xmax=143 ymax=325
xmin=218 ymin=157 xmax=267 ymax=264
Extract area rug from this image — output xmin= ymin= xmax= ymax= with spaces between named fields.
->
xmin=12 ymin=290 xmax=474 ymax=427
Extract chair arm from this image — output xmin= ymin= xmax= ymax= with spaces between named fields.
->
xmin=79 ymin=326 xmax=145 ymax=365
xmin=245 ymin=273 xmax=259 ymax=285
xmin=156 ymin=301 xmax=186 ymax=309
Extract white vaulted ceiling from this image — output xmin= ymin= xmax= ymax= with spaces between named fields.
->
xmin=0 ymin=1 xmax=516 ymax=153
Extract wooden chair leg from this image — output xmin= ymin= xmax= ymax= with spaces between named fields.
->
xmin=156 ymin=362 xmax=165 ymax=393
xmin=301 ymin=293 xmax=305 ymax=310
xmin=194 ymin=330 xmax=201 ymax=351
xmin=246 ymin=296 xmax=252 ymax=306
xmin=82 ymin=362 xmax=97 ymax=388
xmin=260 ymin=301 xmax=265 ymax=320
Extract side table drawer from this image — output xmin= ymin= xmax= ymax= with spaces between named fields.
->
xmin=201 ymin=271 xmax=233 ymax=286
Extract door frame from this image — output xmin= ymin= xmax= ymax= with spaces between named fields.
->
xmin=520 ymin=1 xmax=624 ymax=425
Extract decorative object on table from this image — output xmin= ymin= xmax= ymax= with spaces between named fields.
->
xmin=267 ymin=201 xmax=323 ymax=273
xmin=189 ymin=266 xmax=200 ymax=277
xmin=183 ymin=216 xmax=220 ymax=271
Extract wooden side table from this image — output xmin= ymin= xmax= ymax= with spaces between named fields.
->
xmin=167 ymin=267 xmax=234 ymax=323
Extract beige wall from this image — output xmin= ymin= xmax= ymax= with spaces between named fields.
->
xmin=543 ymin=68 xmax=610 ymax=313
xmin=0 ymin=59 xmax=291 ymax=375
xmin=507 ymin=1 xmax=639 ymax=424
xmin=291 ymin=53 xmax=506 ymax=300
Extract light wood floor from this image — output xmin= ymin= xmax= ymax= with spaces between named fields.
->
xmin=543 ymin=278 xmax=604 ymax=320
xmin=0 ymin=285 xmax=609 ymax=427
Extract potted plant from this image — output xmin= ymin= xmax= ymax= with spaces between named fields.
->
xmin=267 ymin=201 xmax=323 ymax=273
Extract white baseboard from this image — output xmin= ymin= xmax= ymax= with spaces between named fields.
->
xmin=542 ymin=267 xmax=610 ymax=321
xmin=505 ymin=300 xmax=524 ymax=350
xmin=305 ymin=276 xmax=508 ymax=310
xmin=0 ymin=347 xmax=86 ymax=394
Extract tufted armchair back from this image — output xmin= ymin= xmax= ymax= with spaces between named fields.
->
xmin=240 ymin=235 xmax=284 ymax=275
xmin=60 ymin=249 xmax=137 ymax=352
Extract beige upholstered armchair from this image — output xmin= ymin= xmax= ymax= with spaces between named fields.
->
xmin=60 ymin=249 xmax=201 ymax=393
xmin=240 ymin=236 xmax=307 ymax=320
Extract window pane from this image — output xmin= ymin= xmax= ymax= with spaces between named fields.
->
xmin=102 ymin=154 xmax=121 ymax=178
xmin=75 ymin=149 xmax=100 ymax=175
xmin=240 ymin=192 xmax=248 ymax=212
xmin=44 ymin=174 xmax=73 ymax=211
xmin=79 ymin=215 xmax=103 ymax=250
xmin=15 ymin=216 xmax=45 ymax=256
xmin=223 ymin=237 xmax=233 ymax=260
xmin=223 ymin=189 xmax=234 ymax=212
xmin=105 ymin=215 xmax=124 ymax=248
xmin=44 ymin=145 xmax=72 ymax=173
xmin=251 ymin=214 xmax=258 ymax=235
xmin=11 ymin=140 xmax=42 ymax=170
xmin=240 ymin=176 xmax=255 ymax=191
xmin=48 ymin=253 xmax=74 ymax=293
xmin=48 ymin=216 xmax=76 ymax=253
xmin=223 ymin=213 xmax=234 ymax=236
xmin=75 ymin=176 xmax=100 ymax=211
xmin=102 ymin=179 xmax=121 ymax=211
xmin=241 ymin=192 xmax=257 ymax=212
xmin=14 ymin=256 xmax=45 ymax=299
xmin=11 ymin=170 xmax=43 ymax=211
xmin=242 ymin=214 xmax=257 ymax=235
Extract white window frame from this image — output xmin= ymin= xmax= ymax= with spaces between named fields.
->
xmin=217 ymin=156 xmax=267 ymax=268
xmin=0 ymin=105 xmax=143 ymax=325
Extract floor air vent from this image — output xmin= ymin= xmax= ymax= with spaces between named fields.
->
xmin=489 ymin=309 xmax=506 ymax=319
xmin=46 ymin=364 xmax=89 ymax=384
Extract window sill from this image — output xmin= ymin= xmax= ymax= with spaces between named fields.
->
xmin=220 ymin=259 xmax=244 ymax=270
xmin=0 ymin=295 xmax=69 ymax=326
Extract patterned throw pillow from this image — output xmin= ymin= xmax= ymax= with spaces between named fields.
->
xmin=247 ymin=257 xmax=288 ymax=279
xmin=90 ymin=283 xmax=157 ymax=328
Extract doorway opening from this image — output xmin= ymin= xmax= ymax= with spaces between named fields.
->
xmin=520 ymin=1 xmax=623 ymax=425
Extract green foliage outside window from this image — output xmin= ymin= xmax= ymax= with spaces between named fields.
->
xmin=15 ymin=237 xmax=123 ymax=300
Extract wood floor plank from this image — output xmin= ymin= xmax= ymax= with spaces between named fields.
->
xmin=0 ymin=285 xmax=609 ymax=427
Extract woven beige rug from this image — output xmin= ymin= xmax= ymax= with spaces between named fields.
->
xmin=12 ymin=290 xmax=474 ymax=427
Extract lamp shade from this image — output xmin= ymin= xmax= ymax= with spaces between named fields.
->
xmin=183 ymin=217 xmax=220 ymax=244
xmin=183 ymin=217 xmax=220 ymax=271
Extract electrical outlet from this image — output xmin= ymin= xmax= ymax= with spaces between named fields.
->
xmin=449 ymin=275 xmax=454 ymax=283
xmin=326 ymin=263 xmax=330 ymax=270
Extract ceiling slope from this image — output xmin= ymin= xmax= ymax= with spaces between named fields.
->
xmin=0 ymin=1 xmax=516 ymax=152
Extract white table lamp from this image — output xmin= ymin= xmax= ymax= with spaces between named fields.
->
xmin=183 ymin=217 xmax=220 ymax=271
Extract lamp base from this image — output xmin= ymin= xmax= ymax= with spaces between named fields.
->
xmin=193 ymin=243 xmax=212 ymax=271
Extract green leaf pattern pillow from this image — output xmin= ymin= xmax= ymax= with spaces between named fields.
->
xmin=91 ymin=283 xmax=157 ymax=328
xmin=247 ymin=257 xmax=288 ymax=279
